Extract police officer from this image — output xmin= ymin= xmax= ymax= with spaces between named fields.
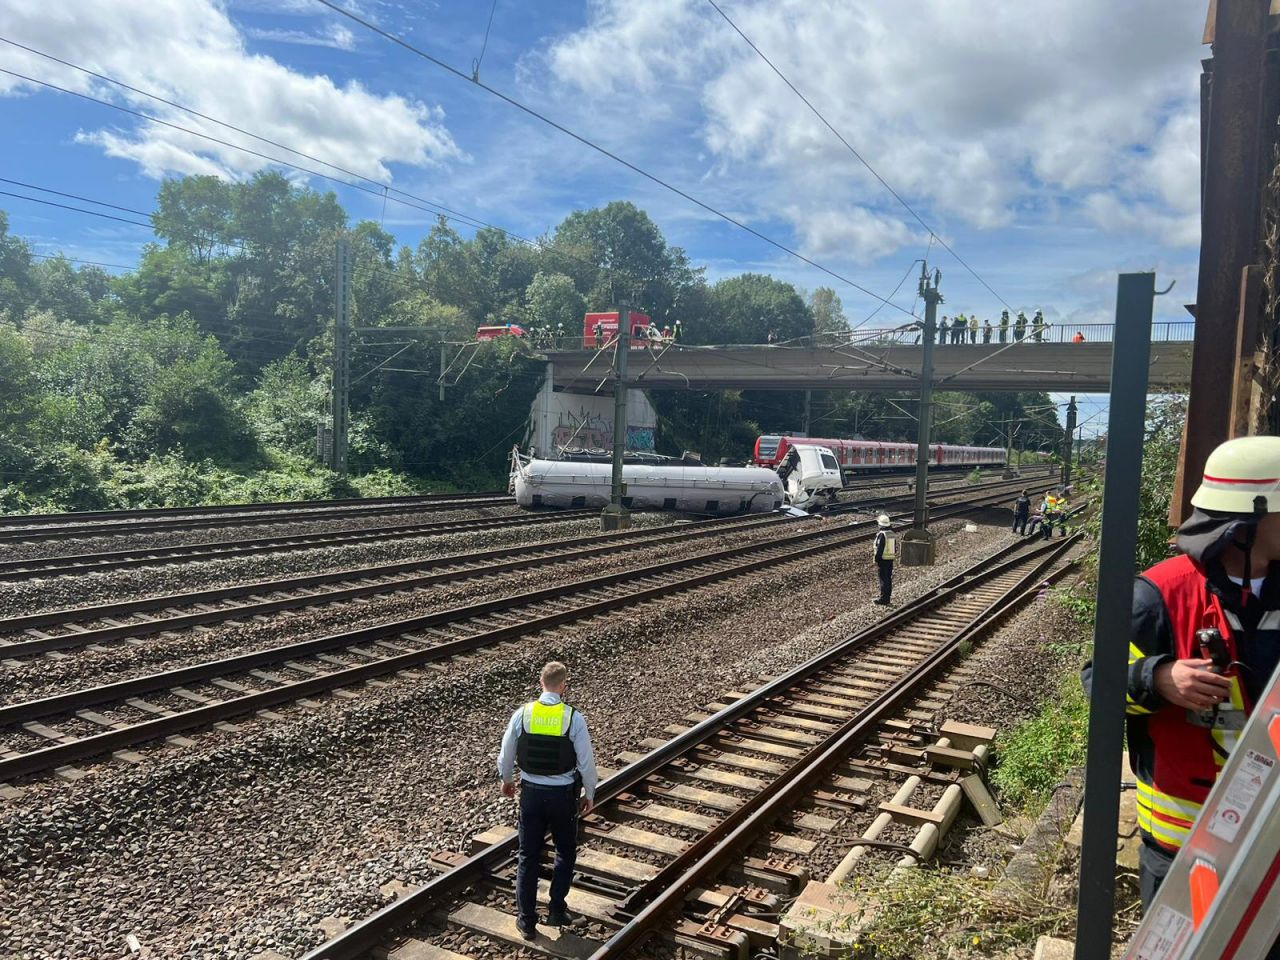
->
xmin=999 ymin=310 xmax=1010 ymax=343
xmin=1083 ymin=437 xmax=1280 ymax=956
xmin=1012 ymin=489 xmax=1030 ymax=536
xmin=873 ymin=514 xmax=896 ymax=605
xmin=497 ymin=661 xmax=598 ymax=940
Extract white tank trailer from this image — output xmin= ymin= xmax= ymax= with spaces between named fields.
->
xmin=511 ymin=453 xmax=784 ymax=514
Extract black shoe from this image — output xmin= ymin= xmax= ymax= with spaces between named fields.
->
xmin=517 ymin=919 xmax=537 ymax=941
xmin=546 ymin=909 xmax=576 ymax=927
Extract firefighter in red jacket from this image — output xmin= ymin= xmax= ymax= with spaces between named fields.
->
xmin=1085 ymin=436 xmax=1280 ymax=934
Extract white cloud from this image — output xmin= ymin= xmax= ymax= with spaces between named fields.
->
xmin=0 ymin=0 xmax=460 ymax=183
xmin=536 ymin=0 xmax=1205 ymax=265
xmin=245 ymin=23 xmax=358 ymax=51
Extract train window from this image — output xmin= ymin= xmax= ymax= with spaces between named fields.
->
xmin=820 ymin=453 xmax=839 ymax=471
xmin=757 ymin=436 xmax=781 ymax=459
xmin=705 ymin=500 xmax=720 ymax=512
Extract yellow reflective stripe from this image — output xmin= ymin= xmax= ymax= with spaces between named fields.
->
xmin=1128 ymin=642 xmax=1146 ymax=664
xmin=1135 ymin=790 xmax=1192 ymax=847
xmin=528 ymin=701 xmax=569 ymax=736
xmin=1125 ymin=693 xmax=1153 ymax=716
xmin=1141 ymin=788 xmax=1203 ymax=822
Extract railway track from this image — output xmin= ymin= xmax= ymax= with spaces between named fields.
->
xmin=0 ymin=493 xmax=515 ymax=544
xmin=0 ymin=509 xmax=597 ymax=582
xmin=0 ymin=475 xmax=1052 ymax=657
xmin=0 ymin=472 xmax=1049 ymax=584
xmin=0 ymin=490 xmax=509 ymax=528
xmin=300 ymin=534 xmax=1079 ymax=960
xmin=0 ymin=488 xmax=1025 ymax=782
xmin=0 ymin=512 xmax=797 ymax=657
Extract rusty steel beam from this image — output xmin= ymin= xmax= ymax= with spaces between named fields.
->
xmin=1173 ymin=0 xmax=1270 ymax=525
xmin=1230 ymin=264 xmax=1265 ymax=436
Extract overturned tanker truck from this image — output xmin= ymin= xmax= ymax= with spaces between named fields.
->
xmin=510 ymin=442 xmax=843 ymax=514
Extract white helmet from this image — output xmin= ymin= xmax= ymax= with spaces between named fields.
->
xmin=877 ymin=514 xmax=892 ymax=527
xmin=1190 ymin=436 xmax=1280 ymax=515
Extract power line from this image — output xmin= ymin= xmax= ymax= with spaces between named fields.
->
xmin=0 ymin=52 xmax=496 ymax=234
xmin=311 ymin=0 xmax=914 ymax=316
xmin=0 ymin=189 xmax=152 ymax=229
xmin=29 ymin=251 xmax=137 ymax=272
xmin=0 ymin=45 xmax=614 ymax=278
xmin=702 ymin=0 xmax=1015 ymax=314
xmin=471 ymin=0 xmax=500 ymax=81
xmin=0 ymin=57 xmax=623 ymax=298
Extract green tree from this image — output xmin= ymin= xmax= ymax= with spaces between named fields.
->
xmin=0 ymin=210 xmax=36 ymax=319
xmin=551 ymin=201 xmax=703 ymax=323
xmin=526 ymin=271 xmax=585 ymax=334
xmin=810 ymin=287 xmax=849 ymax=337
xmin=698 ymin=273 xmax=814 ymax=344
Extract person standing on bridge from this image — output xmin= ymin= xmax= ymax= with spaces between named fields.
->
xmin=874 ymin=514 xmax=897 ymax=605
xmin=1082 ymin=437 xmax=1280 ymax=949
xmin=968 ymin=314 xmax=979 ymax=344
xmin=999 ymin=310 xmax=1010 ymax=343
xmin=1015 ymin=311 xmax=1028 ymax=341
xmin=983 ymin=319 xmax=993 ymax=344
xmin=1032 ymin=310 xmax=1047 ymax=341
xmin=498 ymin=660 xmax=598 ymax=940
xmin=953 ymin=315 xmax=967 ymax=345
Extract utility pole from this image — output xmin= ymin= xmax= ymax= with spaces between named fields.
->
xmin=331 ymin=238 xmax=352 ymax=477
xmin=1061 ymin=395 xmax=1078 ymax=488
xmin=802 ymin=390 xmax=812 ymax=436
xmin=601 ymin=305 xmax=631 ymax=531
xmin=901 ymin=263 xmax=940 ymax=566
xmin=439 ymin=342 xmax=446 ymax=402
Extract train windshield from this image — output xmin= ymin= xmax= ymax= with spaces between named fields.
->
xmin=757 ymin=436 xmax=781 ymax=459
xmin=820 ymin=453 xmax=839 ymax=472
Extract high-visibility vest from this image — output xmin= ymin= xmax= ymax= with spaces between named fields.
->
xmin=1134 ymin=556 xmax=1254 ymax=850
xmin=878 ymin=531 xmax=897 ymax=560
xmin=516 ymin=701 xmax=577 ymax=776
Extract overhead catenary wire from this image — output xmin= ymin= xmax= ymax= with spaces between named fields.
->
xmin=310 ymin=0 xmax=915 ymax=317
xmin=0 ymin=47 xmax=633 ymax=287
xmin=702 ymin=0 xmax=1016 ymax=315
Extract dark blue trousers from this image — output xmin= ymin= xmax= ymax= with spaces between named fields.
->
xmin=516 ymin=782 xmax=578 ymax=924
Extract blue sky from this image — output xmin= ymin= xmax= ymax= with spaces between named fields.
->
xmin=0 ymin=0 xmax=1205 ymax=426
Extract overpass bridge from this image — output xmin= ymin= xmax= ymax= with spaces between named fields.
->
xmin=537 ymin=321 xmax=1193 ymax=394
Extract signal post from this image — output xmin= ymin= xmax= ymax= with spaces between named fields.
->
xmin=900 ymin=263 xmax=941 ymax=566
xmin=601 ymin=305 xmax=632 ymax=531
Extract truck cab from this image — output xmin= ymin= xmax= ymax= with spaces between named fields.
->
xmin=777 ymin=444 xmax=844 ymax=510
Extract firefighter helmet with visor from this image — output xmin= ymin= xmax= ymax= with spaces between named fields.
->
xmin=1190 ymin=436 xmax=1280 ymax=515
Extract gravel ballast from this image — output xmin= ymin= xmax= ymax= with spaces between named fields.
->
xmin=1 ymin=510 xmax=1039 ymax=959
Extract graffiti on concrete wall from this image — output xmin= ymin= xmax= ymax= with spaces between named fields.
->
xmin=552 ymin=405 xmax=614 ymax=451
xmin=626 ymin=426 xmax=655 ymax=450
xmin=549 ymin=399 xmax=656 ymax=452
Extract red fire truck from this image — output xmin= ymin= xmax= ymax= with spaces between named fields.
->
xmin=583 ymin=311 xmax=652 ymax=348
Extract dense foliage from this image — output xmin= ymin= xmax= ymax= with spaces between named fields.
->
xmin=0 ymin=174 xmax=1064 ymax=512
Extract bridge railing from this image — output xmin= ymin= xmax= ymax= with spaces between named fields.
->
xmin=506 ymin=321 xmax=1196 ymax=352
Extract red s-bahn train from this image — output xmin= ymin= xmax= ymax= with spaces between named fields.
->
xmin=753 ymin=435 xmax=1006 ymax=479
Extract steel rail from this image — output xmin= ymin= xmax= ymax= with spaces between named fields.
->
xmin=299 ymin=534 xmax=1077 ymax=960
xmin=0 ymin=493 xmax=1019 ymax=780
xmin=0 ymin=490 xmax=509 ymax=528
xmin=0 ymin=495 xmax=516 ymax=543
xmin=0 ymin=512 xmax=800 ymax=655
xmin=593 ymin=541 xmax=1077 ymax=958
xmin=0 ymin=510 xmax=597 ymax=582
xmin=0 ymin=478 xmax=1050 ymax=656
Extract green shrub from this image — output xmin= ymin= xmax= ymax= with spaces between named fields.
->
xmin=992 ymin=672 xmax=1089 ymax=811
